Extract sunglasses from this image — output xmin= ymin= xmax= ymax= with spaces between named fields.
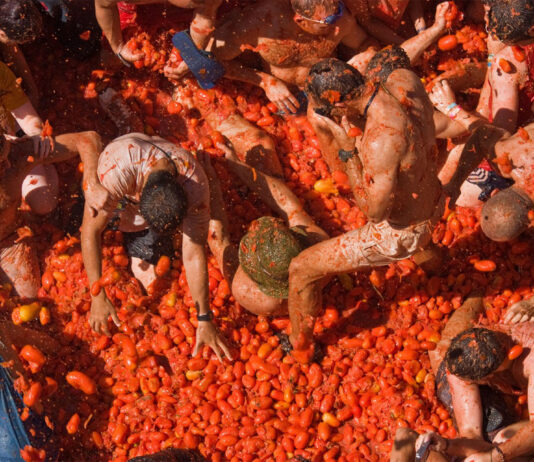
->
xmin=297 ymin=1 xmax=345 ymax=25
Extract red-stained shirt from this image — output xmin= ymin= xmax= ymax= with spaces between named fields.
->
xmin=97 ymin=133 xmax=209 ymax=233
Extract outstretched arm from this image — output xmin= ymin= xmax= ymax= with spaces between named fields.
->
xmin=94 ymin=0 xmax=144 ymax=63
xmin=400 ymin=2 xmax=449 ymax=64
xmin=81 ymin=205 xmax=119 ymax=336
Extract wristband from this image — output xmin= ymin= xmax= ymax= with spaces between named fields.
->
xmin=338 ymin=148 xmax=355 ymax=162
xmin=488 ymin=53 xmax=494 ymax=68
xmin=197 ymin=311 xmax=214 ymax=322
xmin=446 ymin=103 xmax=461 ymax=119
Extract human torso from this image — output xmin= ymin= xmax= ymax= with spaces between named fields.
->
xmin=364 ymin=70 xmax=442 ymax=226
xmin=97 ymin=133 xmax=200 ymax=232
xmin=255 ymin=5 xmax=351 ymax=88
xmin=496 ymin=122 xmax=534 ymax=201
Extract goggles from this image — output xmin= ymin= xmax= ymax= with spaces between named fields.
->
xmin=297 ymin=1 xmax=345 ymax=25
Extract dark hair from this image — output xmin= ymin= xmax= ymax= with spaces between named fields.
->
xmin=306 ymin=58 xmax=365 ymax=117
xmin=366 ymin=45 xmax=411 ymax=83
xmin=128 ymin=449 xmax=206 ymax=462
xmin=0 ymin=0 xmax=42 ymax=43
xmin=290 ymin=0 xmax=338 ymax=17
xmin=445 ymin=328 xmax=507 ymax=380
xmin=484 ymin=0 xmax=534 ymax=43
xmin=140 ymin=170 xmax=187 ymax=234
xmin=480 ymin=188 xmax=532 ymax=242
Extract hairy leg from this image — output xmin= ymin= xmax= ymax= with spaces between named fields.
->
xmin=288 ymin=230 xmax=373 ymax=350
xmin=0 ymin=241 xmax=40 ymax=299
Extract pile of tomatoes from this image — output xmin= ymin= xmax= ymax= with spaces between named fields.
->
xmin=10 ymin=1 xmax=533 ymax=461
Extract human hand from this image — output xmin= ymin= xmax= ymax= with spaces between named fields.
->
xmin=84 ymin=181 xmax=112 ymax=217
xmin=116 ymin=42 xmax=145 ymax=65
xmin=193 ymin=320 xmax=232 ymax=362
xmin=463 ymin=451 xmax=492 ymax=462
xmin=433 ymin=2 xmax=451 ymax=31
xmin=429 ymin=80 xmax=457 ymax=114
xmin=89 ymin=295 xmax=120 ymax=336
xmin=31 ymin=134 xmax=53 ymax=159
xmin=415 ymin=431 xmax=449 ymax=455
xmin=504 ymin=297 xmax=534 ymax=324
xmin=216 ymin=141 xmax=239 ymax=162
xmin=262 ymin=77 xmax=299 ymax=114
xmin=164 ymin=60 xmax=190 ymax=80
xmin=312 ymin=112 xmax=354 ymax=151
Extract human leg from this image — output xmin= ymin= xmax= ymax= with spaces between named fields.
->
xmin=21 ymin=164 xmax=59 ymax=215
xmin=0 ymin=240 xmax=40 ymax=299
xmin=288 ymin=220 xmax=434 ymax=351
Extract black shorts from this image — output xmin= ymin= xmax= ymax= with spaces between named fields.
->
xmin=123 ymin=228 xmax=173 ymax=266
xmin=436 ymin=362 xmax=518 ymax=440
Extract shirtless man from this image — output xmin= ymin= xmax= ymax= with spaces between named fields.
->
xmin=0 ymin=129 xmax=106 ymax=298
xmin=198 ymin=0 xmax=369 ymax=115
xmin=308 ymin=0 xmax=452 ymax=172
xmin=95 ymin=0 xmax=221 ymax=66
xmin=391 ymin=294 xmax=534 ymax=462
xmin=286 ymin=58 xmax=444 ymax=358
xmin=81 ymin=133 xmax=231 ymax=361
xmin=201 ymin=144 xmax=328 ymax=318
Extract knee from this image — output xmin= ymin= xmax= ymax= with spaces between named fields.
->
xmin=22 ymin=165 xmax=59 ymax=215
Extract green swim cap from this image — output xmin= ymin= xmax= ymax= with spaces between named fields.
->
xmin=239 ymin=217 xmax=304 ymax=299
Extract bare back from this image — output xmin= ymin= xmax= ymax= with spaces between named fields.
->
xmin=364 ymin=69 xmax=442 ymax=226
xmin=215 ymin=0 xmax=358 ymax=88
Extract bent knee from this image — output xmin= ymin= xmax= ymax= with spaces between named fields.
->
xmin=22 ymin=164 xmax=59 ymax=215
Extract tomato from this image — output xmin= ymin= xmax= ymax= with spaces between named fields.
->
xmin=438 ymin=35 xmax=458 ymax=51
xmin=23 ymin=382 xmax=42 ymax=407
xmin=498 ymin=58 xmax=513 ymax=73
xmin=66 ymin=371 xmax=97 ymax=395
xmin=473 ymin=260 xmax=497 ymax=272
xmin=155 ymin=256 xmax=171 ymax=277
xmin=20 ymin=345 xmax=46 ymax=369
xmin=41 ymin=271 xmax=54 ymax=291
xmin=66 ymin=413 xmax=80 ymax=434
xmin=508 ymin=344 xmax=524 ymax=360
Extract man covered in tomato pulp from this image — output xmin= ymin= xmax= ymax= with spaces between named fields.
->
xmin=81 ymin=133 xmax=232 ymax=361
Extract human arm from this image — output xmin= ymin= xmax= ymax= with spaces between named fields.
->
xmin=408 ymin=0 xmax=426 ymax=33
xmin=415 ymin=432 xmax=492 ymax=459
xmin=448 ymin=373 xmax=485 ymax=439
xmin=400 ymin=2 xmax=449 ymax=64
xmin=340 ymin=14 xmax=369 ymax=52
xmin=56 ymin=132 xmax=112 ymax=215
xmin=189 ymin=0 xmax=223 ymax=49
xmin=486 ymin=52 xmax=525 ymax=133
xmin=81 ymin=203 xmax=120 ymax=336
xmin=208 ymin=6 xmax=299 ymax=113
xmin=94 ymin=0 xmax=144 ymax=63
xmin=1 ymin=44 xmax=39 ymax=106
xmin=182 ymin=177 xmax=232 ymax=362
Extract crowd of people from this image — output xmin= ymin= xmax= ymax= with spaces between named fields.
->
xmin=0 ymin=0 xmax=533 ymax=461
